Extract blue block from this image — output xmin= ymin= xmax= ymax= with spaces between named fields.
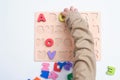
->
xmin=58 ymin=62 xmax=66 ymax=70
xmin=40 ymin=70 xmax=49 ymax=79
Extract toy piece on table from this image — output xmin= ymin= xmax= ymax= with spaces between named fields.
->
xmin=48 ymin=71 xmax=58 ymax=80
xmin=67 ymin=73 xmax=73 ymax=80
xmin=53 ymin=62 xmax=67 ymax=72
xmin=34 ymin=77 xmax=41 ymax=80
xmin=41 ymin=63 xmax=50 ymax=71
xmin=57 ymin=62 xmax=66 ymax=70
xmin=106 ymin=66 xmax=116 ymax=76
xmin=40 ymin=70 xmax=49 ymax=79
xmin=53 ymin=62 xmax=61 ymax=72
xmin=64 ymin=62 xmax=73 ymax=71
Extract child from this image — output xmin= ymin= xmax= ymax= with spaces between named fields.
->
xmin=61 ymin=6 xmax=96 ymax=80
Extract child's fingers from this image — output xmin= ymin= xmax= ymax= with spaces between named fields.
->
xmin=61 ymin=6 xmax=78 ymax=17
xmin=64 ymin=8 xmax=69 ymax=12
xmin=61 ymin=12 xmax=67 ymax=17
xmin=61 ymin=8 xmax=69 ymax=17
xmin=70 ymin=6 xmax=74 ymax=11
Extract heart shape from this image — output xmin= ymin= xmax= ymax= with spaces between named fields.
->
xmin=47 ymin=50 xmax=56 ymax=60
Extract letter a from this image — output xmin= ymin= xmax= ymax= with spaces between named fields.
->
xmin=37 ymin=13 xmax=46 ymax=22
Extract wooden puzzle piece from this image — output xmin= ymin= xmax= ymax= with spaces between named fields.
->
xmin=67 ymin=73 xmax=73 ymax=80
xmin=34 ymin=12 xmax=101 ymax=61
xmin=48 ymin=71 xmax=58 ymax=80
xmin=34 ymin=77 xmax=41 ymax=80
xmin=58 ymin=13 xmax=65 ymax=22
xmin=64 ymin=62 xmax=73 ymax=71
xmin=40 ymin=70 xmax=49 ymax=79
xmin=41 ymin=63 xmax=50 ymax=71
xmin=106 ymin=66 xmax=116 ymax=76
xmin=37 ymin=13 xmax=46 ymax=22
xmin=45 ymin=38 xmax=54 ymax=47
xmin=47 ymin=50 xmax=56 ymax=60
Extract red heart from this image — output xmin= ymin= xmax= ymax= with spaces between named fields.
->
xmin=53 ymin=63 xmax=61 ymax=72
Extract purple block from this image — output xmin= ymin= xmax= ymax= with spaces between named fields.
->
xmin=64 ymin=62 xmax=73 ymax=71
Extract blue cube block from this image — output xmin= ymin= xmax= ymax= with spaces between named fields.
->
xmin=40 ymin=70 xmax=49 ymax=79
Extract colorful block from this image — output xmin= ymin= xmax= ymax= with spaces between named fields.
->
xmin=64 ymin=62 xmax=73 ymax=71
xmin=47 ymin=50 xmax=56 ymax=60
xmin=106 ymin=66 xmax=115 ymax=75
xmin=48 ymin=71 xmax=58 ymax=80
xmin=58 ymin=62 xmax=66 ymax=70
xmin=37 ymin=13 xmax=46 ymax=22
xmin=67 ymin=73 xmax=73 ymax=80
xmin=34 ymin=77 xmax=41 ymax=80
xmin=58 ymin=13 xmax=65 ymax=22
xmin=40 ymin=70 xmax=49 ymax=79
xmin=53 ymin=62 xmax=61 ymax=72
xmin=41 ymin=63 xmax=50 ymax=71
xmin=45 ymin=38 xmax=54 ymax=47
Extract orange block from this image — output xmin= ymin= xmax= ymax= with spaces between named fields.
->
xmin=34 ymin=77 xmax=41 ymax=80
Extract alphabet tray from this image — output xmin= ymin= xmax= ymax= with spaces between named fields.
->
xmin=34 ymin=12 xmax=101 ymax=62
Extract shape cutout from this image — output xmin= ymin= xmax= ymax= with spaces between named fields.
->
xmin=37 ymin=13 xmax=46 ymax=22
xmin=48 ymin=71 xmax=58 ymax=80
xmin=47 ymin=50 xmax=56 ymax=60
xmin=106 ymin=66 xmax=116 ymax=76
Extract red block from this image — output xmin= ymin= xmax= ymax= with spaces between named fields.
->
xmin=53 ymin=63 xmax=61 ymax=72
xmin=37 ymin=13 xmax=46 ymax=22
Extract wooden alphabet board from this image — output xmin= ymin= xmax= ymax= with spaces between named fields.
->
xmin=34 ymin=12 xmax=101 ymax=62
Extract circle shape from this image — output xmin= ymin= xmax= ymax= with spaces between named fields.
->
xmin=45 ymin=38 xmax=54 ymax=47
xmin=58 ymin=14 xmax=65 ymax=22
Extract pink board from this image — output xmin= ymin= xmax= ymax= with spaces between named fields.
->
xmin=34 ymin=12 xmax=101 ymax=62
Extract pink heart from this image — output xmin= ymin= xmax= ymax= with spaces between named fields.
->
xmin=47 ymin=51 xmax=56 ymax=60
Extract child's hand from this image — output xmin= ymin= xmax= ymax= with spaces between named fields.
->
xmin=61 ymin=6 xmax=78 ymax=17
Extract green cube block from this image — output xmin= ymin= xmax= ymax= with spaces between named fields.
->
xmin=67 ymin=73 xmax=73 ymax=80
xmin=106 ymin=66 xmax=115 ymax=75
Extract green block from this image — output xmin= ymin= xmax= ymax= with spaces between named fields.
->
xmin=106 ymin=66 xmax=115 ymax=75
xmin=67 ymin=73 xmax=73 ymax=80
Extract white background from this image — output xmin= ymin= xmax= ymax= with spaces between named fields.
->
xmin=0 ymin=0 xmax=120 ymax=80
